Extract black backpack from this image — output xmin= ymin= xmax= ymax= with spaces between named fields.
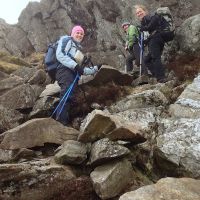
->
xmin=44 ymin=36 xmax=72 ymax=81
xmin=156 ymin=7 xmax=175 ymax=42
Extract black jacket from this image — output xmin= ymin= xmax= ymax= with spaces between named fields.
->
xmin=140 ymin=13 xmax=161 ymax=34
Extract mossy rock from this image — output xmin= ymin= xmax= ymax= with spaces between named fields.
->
xmin=0 ymin=51 xmax=31 ymax=74
xmin=26 ymin=52 xmax=44 ymax=64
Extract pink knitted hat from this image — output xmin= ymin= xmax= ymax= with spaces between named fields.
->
xmin=71 ymin=25 xmax=85 ymax=37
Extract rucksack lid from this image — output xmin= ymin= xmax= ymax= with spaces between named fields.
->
xmin=157 ymin=7 xmax=171 ymax=15
xmin=156 ymin=7 xmax=175 ymax=32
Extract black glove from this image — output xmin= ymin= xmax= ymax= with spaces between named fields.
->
xmin=140 ymin=26 xmax=147 ymax=32
xmin=136 ymin=25 xmax=141 ymax=30
xmin=75 ymin=64 xmax=84 ymax=75
xmin=82 ymin=56 xmax=87 ymax=64
xmin=81 ymin=55 xmax=91 ymax=66
xmin=143 ymin=38 xmax=149 ymax=45
xmin=81 ymin=56 xmax=88 ymax=65
xmin=128 ymin=45 xmax=133 ymax=52
xmin=97 ymin=64 xmax=102 ymax=70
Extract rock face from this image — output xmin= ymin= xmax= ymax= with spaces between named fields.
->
xmin=0 ymin=148 xmax=36 ymax=163
xmin=107 ymin=89 xmax=167 ymax=136
xmin=0 ymin=19 xmax=34 ymax=56
xmin=177 ymin=14 xmax=200 ymax=55
xmin=1 ymin=0 xmax=200 ymax=67
xmin=54 ymin=140 xmax=88 ymax=165
xmin=78 ymin=109 xmax=146 ymax=143
xmin=0 ymin=51 xmax=30 ymax=73
xmin=0 ymin=84 xmax=37 ymax=110
xmin=119 ymin=177 xmax=200 ymax=200
xmin=155 ymin=75 xmax=200 ymax=178
xmin=80 ymin=65 xmax=134 ymax=86
xmin=169 ymin=75 xmax=200 ymax=118
xmin=0 ymin=105 xmax=24 ymax=133
xmin=0 ymin=118 xmax=80 ymax=150
xmin=0 ymin=76 xmax=24 ymax=96
xmin=90 ymin=159 xmax=132 ymax=199
xmin=108 ymin=89 xmax=168 ymax=112
xmin=89 ymin=138 xmax=130 ymax=166
xmin=156 ymin=118 xmax=200 ymax=178
xmin=1 ymin=1 xmax=200 ymax=198
xmin=0 ymin=70 xmax=9 ymax=81
xmin=0 ymin=158 xmax=76 ymax=200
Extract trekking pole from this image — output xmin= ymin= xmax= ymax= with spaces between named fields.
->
xmin=125 ymin=63 xmax=127 ymax=73
xmin=51 ymin=73 xmax=80 ymax=119
xmin=82 ymin=54 xmax=94 ymax=69
xmin=56 ymin=73 xmax=79 ymax=120
xmin=51 ymin=84 xmax=73 ymax=118
xmin=139 ymin=32 xmax=144 ymax=78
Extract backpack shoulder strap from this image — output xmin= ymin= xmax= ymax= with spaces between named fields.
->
xmin=61 ymin=36 xmax=73 ymax=55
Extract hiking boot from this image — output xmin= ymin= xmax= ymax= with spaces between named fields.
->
xmin=131 ymin=75 xmax=149 ymax=87
xmin=157 ymin=78 xmax=167 ymax=83
xmin=149 ymin=77 xmax=157 ymax=85
xmin=131 ymin=70 xmax=139 ymax=79
xmin=126 ymin=70 xmax=133 ymax=74
xmin=139 ymin=74 xmax=149 ymax=85
xmin=132 ymin=67 xmax=140 ymax=73
xmin=147 ymin=70 xmax=153 ymax=76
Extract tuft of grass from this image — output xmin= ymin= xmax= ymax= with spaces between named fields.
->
xmin=0 ymin=61 xmax=22 ymax=74
xmin=0 ymin=51 xmax=31 ymax=73
xmin=26 ymin=52 xmax=44 ymax=64
xmin=0 ymin=51 xmax=30 ymax=66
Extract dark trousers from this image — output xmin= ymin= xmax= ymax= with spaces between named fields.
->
xmin=126 ymin=43 xmax=146 ymax=74
xmin=126 ymin=43 xmax=140 ymax=72
xmin=55 ymin=66 xmax=77 ymax=126
xmin=144 ymin=34 xmax=165 ymax=80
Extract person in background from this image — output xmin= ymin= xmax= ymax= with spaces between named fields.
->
xmin=134 ymin=4 xmax=166 ymax=83
xmin=122 ymin=22 xmax=140 ymax=74
xmin=55 ymin=25 xmax=101 ymax=126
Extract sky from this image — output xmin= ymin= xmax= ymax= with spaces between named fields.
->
xmin=0 ymin=0 xmax=40 ymax=24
